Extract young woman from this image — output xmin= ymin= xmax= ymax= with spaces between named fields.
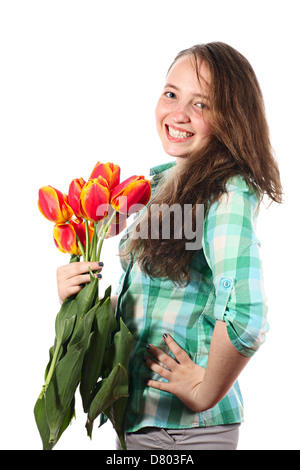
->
xmin=57 ymin=42 xmax=282 ymax=450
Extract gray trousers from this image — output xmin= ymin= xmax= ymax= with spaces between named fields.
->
xmin=116 ymin=424 xmax=240 ymax=451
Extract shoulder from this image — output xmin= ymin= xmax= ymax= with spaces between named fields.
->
xmin=206 ymin=175 xmax=260 ymax=220
xmin=203 ymin=175 xmax=261 ymax=246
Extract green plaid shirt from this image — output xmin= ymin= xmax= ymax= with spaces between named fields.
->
xmin=116 ymin=162 xmax=268 ymax=433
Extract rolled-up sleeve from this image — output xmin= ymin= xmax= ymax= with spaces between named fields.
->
xmin=203 ymin=182 xmax=269 ymax=357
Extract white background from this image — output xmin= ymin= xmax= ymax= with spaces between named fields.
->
xmin=0 ymin=0 xmax=299 ymax=450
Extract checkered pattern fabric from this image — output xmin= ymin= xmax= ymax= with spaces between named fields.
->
xmin=115 ymin=162 xmax=268 ymax=433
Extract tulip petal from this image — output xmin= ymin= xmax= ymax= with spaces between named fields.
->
xmin=53 ymin=224 xmax=79 ymax=255
xmin=122 ymin=181 xmax=151 ymax=214
xmin=38 ymin=186 xmax=73 ymax=223
xmin=38 ymin=187 xmax=61 ymax=223
xmin=111 ymin=176 xmax=151 ymax=215
xmin=70 ymin=221 xmax=86 ymax=250
xmin=110 ymin=165 xmax=121 ymax=191
xmin=80 ymin=178 xmax=110 ymax=223
xmin=68 ymin=178 xmax=86 ymax=218
xmin=89 ymin=162 xmax=121 ymax=191
xmin=111 ymin=176 xmax=140 ymax=200
xmin=89 ymin=162 xmax=110 ymax=181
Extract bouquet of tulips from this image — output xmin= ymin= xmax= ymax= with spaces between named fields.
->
xmin=34 ymin=162 xmax=151 ymax=450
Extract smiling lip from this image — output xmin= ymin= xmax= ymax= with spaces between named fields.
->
xmin=165 ymin=124 xmax=195 ymax=143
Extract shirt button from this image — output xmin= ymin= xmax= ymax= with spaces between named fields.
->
xmin=223 ymin=279 xmax=232 ymax=289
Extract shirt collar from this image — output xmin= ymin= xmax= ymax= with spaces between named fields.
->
xmin=149 ymin=161 xmax=177 ymax=176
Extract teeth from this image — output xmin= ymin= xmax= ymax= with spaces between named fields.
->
xmin=168 ymin=126 xmax=193 ymax=139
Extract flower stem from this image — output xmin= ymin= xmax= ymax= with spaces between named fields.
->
xmin=77 ymin=236 xmax=86 ymax=261
xmin=96 ymin=210 xmax=117 ymax=261
xmin=38 ymin=339 xmax=62 ymax=399
xmin=92 ymin=222 xmax=98 ymax=261
xmin=85 ymin=220 xmax=89 ymax=261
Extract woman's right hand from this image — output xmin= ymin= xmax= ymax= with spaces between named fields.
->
xmin=56 ymin=261 xmax=103 ymax=303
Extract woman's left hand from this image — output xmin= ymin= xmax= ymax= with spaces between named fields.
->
xmin=143 ymin=334 xmax=205 ymax=412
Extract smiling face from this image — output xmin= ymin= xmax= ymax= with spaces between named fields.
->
xmin=155 ymin=55 xmax=212 ymax=162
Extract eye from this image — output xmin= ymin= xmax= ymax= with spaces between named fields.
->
xmin=195 ymin=102 xmax=206 ymax=109
xmin=165 ymin=91 xmax=177 ymax=99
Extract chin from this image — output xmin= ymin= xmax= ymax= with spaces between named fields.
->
xmin=165 ymin=149 xmax=191 ymax=159
xmin=162 ymin=143 xmax=189 ymax=158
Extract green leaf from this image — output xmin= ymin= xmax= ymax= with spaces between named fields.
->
xmin=98 ymin=412 xmax=108 ymax=428
xmin=85 ymin=363 xmax=128 ymax=438
xmin=44 ymin=302 xmax=98 ymax=445
xmin=70 ymin=254 xmax=81 ymax=263
xmin=100 ymin=285 xmax=112 ymax=303
xmin=103 ymin=397 xmax=128 ymax=450
xmin=34 ymin=394 xmax=75 ymax=450
xmin=44 ymin=345 xmax=54 ymax=381
xmin=106 ymin=317 xmax=135 ymax=371
xmin=55 ymin=295 xmax=77 ymax=345
xmin=75 ymin=273 xmax=99 ymax=322
xmin=56 ymin=396 xmax=76 ymax=442
xmin=34 ymin=395 xmax=54 ymax=450
xmin=80 ymin=297 xmax=117 ymax=412
xmin=100 ymin=319 xmax=134 ymax=449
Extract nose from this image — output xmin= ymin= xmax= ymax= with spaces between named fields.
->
xmin=170 ymin=105 xmax=191 ymax=124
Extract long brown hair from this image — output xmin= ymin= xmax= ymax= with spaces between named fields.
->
xmin=122 ymin=42 xmax=283 ymax=284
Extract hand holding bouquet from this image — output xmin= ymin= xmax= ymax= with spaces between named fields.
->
xmin=34 ymin=162 xmax=151 ymax=450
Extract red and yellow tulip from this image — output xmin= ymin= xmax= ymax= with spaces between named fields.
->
xmin=38 ymin=186 xmax=73 ymax=223
xmin=110 ymin=175 xmax=151 ymax=215
xmin=38 ymin=162 xmax=151 ymax=261
xmin=80 ymin=176 xmax=110 ymax=223
xmin=89 ymin=162 xmax=120 ymax=191
xmin=68 ymin=177 xmax=86 ymax=219
xmin=53 ymin=220 xmax=94 ymax=256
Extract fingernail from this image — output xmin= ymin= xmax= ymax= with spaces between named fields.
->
xmin=97 ymin=273 xmax=102 ymax=279
xmin=163 ymin=333 xmax=168 ymax=339
xmin=145 ymin=344 xmax=150 ymax=350
xmin=98 ymin=262 xmax=104 ymax=267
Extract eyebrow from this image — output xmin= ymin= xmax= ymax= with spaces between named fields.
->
xmin=164 ymin=83 xmax=210 ymax=101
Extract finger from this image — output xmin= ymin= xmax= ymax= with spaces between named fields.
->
xmin=145 ymin=344 xmax=178 ymax=371
xmin=145 ymin=378 xmax=171 ymax=393
xmin=64 ymin=285 xmax=83 ymax=298
xmin=68 ymin=273 xmax=96 ymax=286
xmin=162 ymin=334 xmax=191 ymax=365
xmin=143 ymin=356 xmax=172 ymax=381
xmin=60 ymin=262 xmax=103 ymax=280
xmin=74 ymin=261 xmax=103 ymax=274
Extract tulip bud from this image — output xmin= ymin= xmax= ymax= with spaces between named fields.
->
xmin=38 ymin=186 xmax=73 ymax=223
xmin=110 ymin=176 xmax=151 ymax=216
xmin=89 ymin=162 xmax=121 ymax=191
xmin=80 ymin=176 xmax=110 ymax=223
xmin=53 ymin=220 xmax=92 ymax=256
xmin=53 ymin=222 xmax=82 ymax=255
xmin=68 ymin=177 xmax=86 ymax=218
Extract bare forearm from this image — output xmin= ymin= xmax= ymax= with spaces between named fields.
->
xmin=196 ymin=320 xmax=250 ymax=411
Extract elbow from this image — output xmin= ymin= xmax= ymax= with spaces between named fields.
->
xmin=193 ymin=396 xmax=225 ymax=414
xmin=191 ymin=391 xmax=228 ymax=414
xmin=227 ymin=328 xmax=268 ymax=358
xmin=224 ymin=317 xmax=269 ymax=358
